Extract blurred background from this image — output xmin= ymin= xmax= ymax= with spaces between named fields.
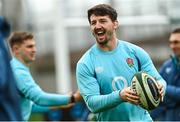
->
xmin=1 ymin=0 xmax=180 ymax=121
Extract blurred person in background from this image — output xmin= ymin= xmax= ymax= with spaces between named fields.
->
xmin=8 ymin=31 xmax=82 ymax=121
xmin=0 ymin=16 xmax=22 ymax=120
xmin=151 ymin=28 xmax=180 ymax=121
xmin=45 ymin=90 xmax=90 ymax=121
xmin=46 ymin=99 xmax=90 ymax=121
xmin=76 ymin=4 xmax=166 ymax=121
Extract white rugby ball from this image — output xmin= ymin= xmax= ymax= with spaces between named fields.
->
xmin=131 ymin=72 xmax=160 ymax=110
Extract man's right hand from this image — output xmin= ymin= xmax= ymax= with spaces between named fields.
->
xmin=73 ymin=90 xmax=83 ymax=102
xmin=120 ymin=87 xmax=139 ymax=105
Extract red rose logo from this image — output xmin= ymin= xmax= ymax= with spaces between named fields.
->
xmin=126 ymin=58 xmax=134 ymax=67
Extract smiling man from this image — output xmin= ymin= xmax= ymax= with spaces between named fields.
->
xmin=76 ymin=4 xmax=166 ymax=121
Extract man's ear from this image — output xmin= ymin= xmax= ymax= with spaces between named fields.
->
xmin=114 ymin=20 xmax=119 ymax=30
xmin=12 ymin=45 xmax=20 ymax=54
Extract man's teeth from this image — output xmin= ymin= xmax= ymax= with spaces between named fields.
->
xmin=97 ymin=31 xmax=104 ymax=35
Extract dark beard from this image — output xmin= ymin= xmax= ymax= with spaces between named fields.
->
xmin=97 ymin=39 xmax=108 ymax=45
xmin=97 ymin=31 xmax=112 ymax=46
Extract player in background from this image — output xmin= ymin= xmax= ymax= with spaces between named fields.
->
xmin=8 ymin=31 xmax=82 ymax=121
xmin=76 ymin=4 xmax=166 ymax=121
xmin=151 ymin=28 xmax=180 ymax=121
xmin=0 ymin=16 xmax=22 ymax=121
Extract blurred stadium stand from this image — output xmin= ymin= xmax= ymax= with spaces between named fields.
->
xmin=1 ymin=0 xmax=180 ymax=121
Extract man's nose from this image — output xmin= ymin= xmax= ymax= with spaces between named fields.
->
xmin=95 ymin=22 xmax=102 ymax=29
xmin=32 ymin=47 xmax=37 ymax=52
xmin=170 ymin=43 xmax=176 ymax=49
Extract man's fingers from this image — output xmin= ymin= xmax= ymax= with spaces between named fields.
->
xmin=120 ymin=86 xmax=141 ymax=105
xmin=126 ymin=93 xmax=140 ymax=105
xmin=157 ymin=82 xmax=164 ymax=102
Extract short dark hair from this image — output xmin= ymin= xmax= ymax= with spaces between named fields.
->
xmin=172 ymin=28 xmax=180 ymax=34
xmin=8 ymin=31 xmax=34 ymax=48
xmin=87 ymin=4 xmax=117 ymax=23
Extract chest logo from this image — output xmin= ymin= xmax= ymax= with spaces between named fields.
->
xmin=95 ymin=66 xmax=103 ymax=74
xmin=126 ymin=58 xmax=134 ymax=67
xmin=112 ymin=76 xmax=128 ymax=91
xmin=165 ymin=67 xmax=171 ymax=74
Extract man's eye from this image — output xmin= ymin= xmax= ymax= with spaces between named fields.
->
xmin=91 ymin=22 xmax=96 ymax=25
xmin=100 ymin=20 xmax=106 ymax=23
xmin=170 ymin=40 xmax=180 ymax=44
xmin=174 ymin=41 xmax=179 ymax=44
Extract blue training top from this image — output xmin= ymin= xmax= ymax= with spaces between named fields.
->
xmin=0 ymin=35 xmax=22 ymax=121
xmin=76 ymin=40 xmax=166 ymax=121
xmin=11 ymin=57 xmax=71 ymax=121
